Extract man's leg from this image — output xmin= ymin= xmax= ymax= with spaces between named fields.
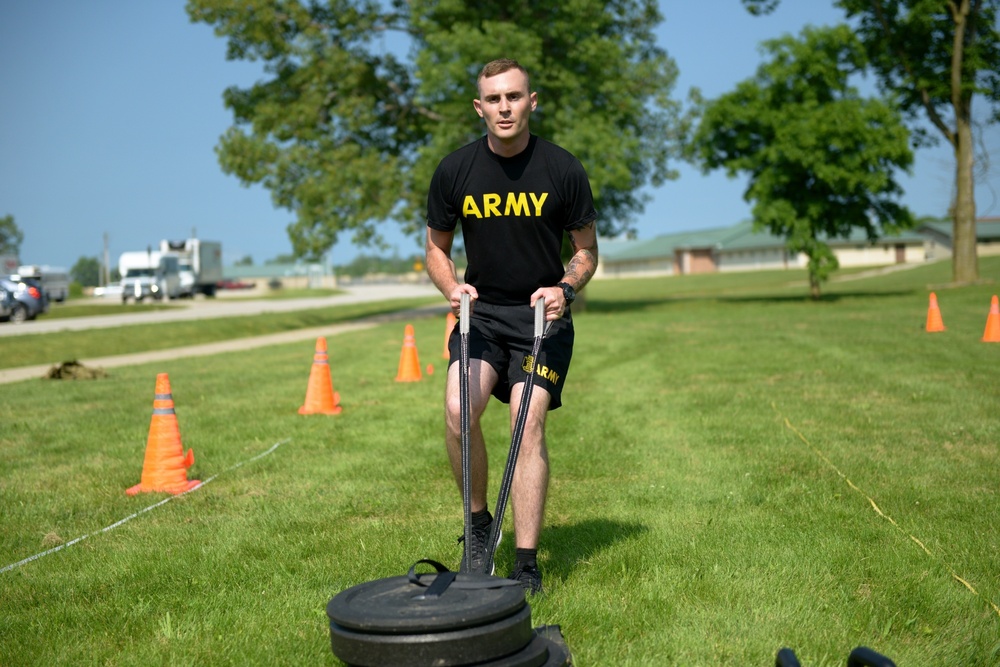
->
xmin=446 ymin=358 xmax=499 ymax=572
xmin=506 ymin=381 xmax=550 ymax=593
xmin=444 ymin=359 xmax=498 ymax=513
xmin=508 ymin=382 xmax=552 ymax=549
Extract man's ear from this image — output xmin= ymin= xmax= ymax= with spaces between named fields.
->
xmin=530 ymin=91 xmax=538 ymax=111
xmin=473 ymin=99 xmax=484 ymax=118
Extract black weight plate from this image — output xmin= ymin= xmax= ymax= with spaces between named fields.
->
xmin=461 ymin=630 xmax=570 ymax=667
xmin=532 ymin=627 xmax=571 ymax=667
xmin=462 ymin=632 xmax=549 ymax=667
xmin=330 ymin=603 xmax=533 ymax=667
xmin=538 ymin=636 xmax=569 ymax=667
xmin=328 ymin=573 xmax=526 ymax=633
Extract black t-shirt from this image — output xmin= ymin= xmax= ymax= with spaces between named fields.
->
xmin=427 ymin=135 xmax=598 ymax=306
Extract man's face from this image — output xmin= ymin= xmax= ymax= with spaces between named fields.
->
xmin=474 ymin=69 xmax=537 ymax=148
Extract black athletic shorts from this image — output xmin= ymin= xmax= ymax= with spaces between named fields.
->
xmin=447 ymin=300 xmax=574 ymax=410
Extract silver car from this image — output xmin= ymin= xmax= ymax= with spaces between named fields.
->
xmin=0 ymin=284 xmax=18 ymax=322
xmin=0 ymin=275 xmax=48 ymax=323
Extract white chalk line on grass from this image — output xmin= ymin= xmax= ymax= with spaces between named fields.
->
xmin=773 ymin=404 xmax=1000 ymax=620
xmin=0 ymin=438 xmax=290 ymax=575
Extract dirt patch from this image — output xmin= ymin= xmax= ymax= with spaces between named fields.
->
xmin=40 ymin=532 xmax=64 ymax=547
xmin=45 ymin=361 xmax=108 ymax=380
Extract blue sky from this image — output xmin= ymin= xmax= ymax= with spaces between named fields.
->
xmin=2 ymin=2 xmax=998 ymax=273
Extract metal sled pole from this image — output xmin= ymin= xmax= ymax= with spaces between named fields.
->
xmin=484 ymin=298 xmax=546 ymax=575
xmin=459 ymin=293 xmax=473 ymax=573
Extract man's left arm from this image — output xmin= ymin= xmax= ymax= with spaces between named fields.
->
xmin=563 ymin=220 xmax=599 ymax=291
xmin=531 ymin=220 xmax=599 ymax=320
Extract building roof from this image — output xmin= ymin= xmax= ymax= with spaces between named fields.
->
xmin=918 ymin=218 xmax=1000 ymax=241
xmin=600 ymin=225 xmax=737 ymax=262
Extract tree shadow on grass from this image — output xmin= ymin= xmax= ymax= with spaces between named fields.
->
xmin=585 ymin=288 xmax=915 ymax=314
xmin=527 ymin=518 xmax=649 ymax=583
xmin=715 ymin=288 xmax=915 ymax=304
xmin=585 ymin=299 xmax=677 ymax=314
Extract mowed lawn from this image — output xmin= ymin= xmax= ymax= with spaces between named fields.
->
xmin=1 ymin=259 xmax=998 ymax=666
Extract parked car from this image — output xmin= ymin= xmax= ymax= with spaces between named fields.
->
xmin=0 ymin=274 xmax=49 ymax=322
xmin=93 ymin=282 xmax=124 ymax=298
xmin=216 ymin=279 xmax=257 ymax=290
xmin=0 ymin=284 xmax=21 ymax=322
xmin=17 ymin=264 xmax=70 ymax=302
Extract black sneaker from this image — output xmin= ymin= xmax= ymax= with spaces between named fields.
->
xmin=508 ymin=562 xmax=543 ymax=595
xmin=458 ymin=523 xmax=500 ymax=575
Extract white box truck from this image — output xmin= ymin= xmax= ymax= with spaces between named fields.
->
xmin=118 ymin=250 xmax=181 ymax=303
xmin=159 ymin=239 xmax=223 ymax=297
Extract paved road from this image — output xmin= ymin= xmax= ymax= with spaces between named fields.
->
xmin=0 ymin=282 xmax=442 ymax=337
xmin=0 ymin=283 xmax=447 ymax=385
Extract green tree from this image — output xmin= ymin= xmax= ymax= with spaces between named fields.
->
xmin=70 ymin=256 xmax=101 ymax=287
xmin=743 ymin=0 xmax=1000 ymax=284
xmin=234 ymin=254 xmax=254 ymax=266
xmin=688 ymin=25 xmax=914 ymax=299
xmin=336 ymin=253 xmax=420 ymax=278
xmin=0 ymin=214 xmax=24 ymax=255
xmin=265 ymin=253 xmax=297 ymax=265
xmin=186 ymin=0 xmax=682 ymax=259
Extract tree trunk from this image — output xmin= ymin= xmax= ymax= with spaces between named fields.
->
xmin=809 ymin=274 xmax=821 ymax=301
xmin=952 ymin=112 xmax=978 ymax=283
xmin=949 ymin=1 xmax=977 ymax=284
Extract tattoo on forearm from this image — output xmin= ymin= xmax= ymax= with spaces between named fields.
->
xmin=565 ymin=248 xmax=597 ymax=288
xmin=564 ymin=221 xmax=598 ymax=288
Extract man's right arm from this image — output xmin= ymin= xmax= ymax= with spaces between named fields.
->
xmin=426 ymin=227 xmax=477 ymax=313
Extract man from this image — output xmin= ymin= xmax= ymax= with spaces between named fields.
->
xmin=425 ymin=58 xmax=599 ymax=594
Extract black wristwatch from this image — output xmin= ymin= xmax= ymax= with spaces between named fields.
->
xmin=557 ymin=281 xmax=576 ymax=305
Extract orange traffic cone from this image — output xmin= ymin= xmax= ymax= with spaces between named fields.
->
xmin=443 ymin=311 xmax=457 ymax=359
xmin=925 ymin=292 xmax=946 ymax=332
xmin=396 ymin=324 xmax=422 ymax=382
xmin=126 ymin=374 xmax=200 ymax=496
xmin=299 ymin=337 xmax=342 ymax=414
xmin=982 ymin=295 xmax=1000 ymax=342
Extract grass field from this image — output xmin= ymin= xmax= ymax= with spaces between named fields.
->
xmin=2 ymin=260 xmax=999 ymax=665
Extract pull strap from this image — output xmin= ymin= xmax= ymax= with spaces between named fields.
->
xmin=407 ymin=559 xmax=521 ymax=596
xmin=409 ymin=560 xmax=456 ymax=599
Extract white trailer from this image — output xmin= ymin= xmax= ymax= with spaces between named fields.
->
xmin=17 ymin=264 xmax=70 ymax=302
xmin=160 ymin=239 xmax=223 ymax=297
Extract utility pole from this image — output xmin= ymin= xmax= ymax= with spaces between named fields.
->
xmin=102 ymin=232 xmax=110 ymax=287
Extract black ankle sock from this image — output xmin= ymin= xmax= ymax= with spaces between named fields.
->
xmin=471 ymin=509 xmax=492 ymax=528
xmin=515 ymin=548 xmax=537 ymax=569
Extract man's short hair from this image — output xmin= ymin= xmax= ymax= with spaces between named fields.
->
xmin=477 ymin=59 xmax=531 ymax=92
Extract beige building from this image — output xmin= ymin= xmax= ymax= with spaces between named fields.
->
xmin=597 ymin=218 xmax=1000 ymax=278
xmin=915 ymin=217 xmax=1000 ymax=258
